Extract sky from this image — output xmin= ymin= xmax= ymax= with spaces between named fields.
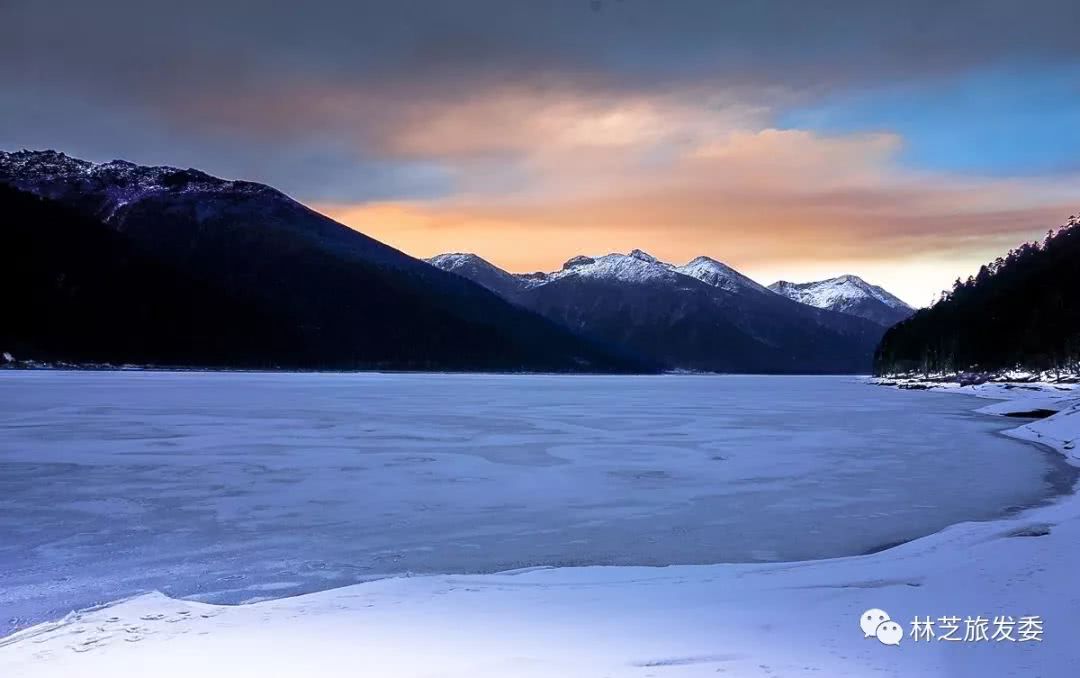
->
xmin=3 ymin=1 xmax=1080 ymax=306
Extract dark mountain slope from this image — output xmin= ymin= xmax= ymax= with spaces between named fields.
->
xmin=0 ymin=184 xmax=305 ymax=367
xmin=0 ymin=151 xmax=645 ymax=372
xmin=875 ymin=218 xmax=1080 ymax=375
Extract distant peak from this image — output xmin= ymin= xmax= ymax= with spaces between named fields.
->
xmin=628 ymin=249 xmax=658 ymax=263
xmin=0 ymin=149 xmax=235 ymax=185
xmin=676 ymin=255 xmax=769 ymax=294
xmin=425 ymin=253 xmax=533 ymax=297
xmin=687 ymin=255 xmax=720 ymax=266
xmin=768 ymin=274 xmax=913 ymax=318
xmin=1 ymin=148 xmax=92 ymax=172
xmin=0 ymin=149 xmax=284 ymax=224
xmin=428 ymin=252 xmax=481 ymax=263
xmin=834 ymin=274 xmax=867 ymax=285
xmin=684 ymin=255 xmax=739 ymax=272
xmin=771 ymin=274 xmax=871 ymax=290
xmin=563 ymin=255 xmax=596 ymax=270
xmin=3 ymin=149 xmax=67 ymax=159
xmin=427 ymin=252 xmax=506 ymax=274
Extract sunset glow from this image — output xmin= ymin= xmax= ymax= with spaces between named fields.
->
xmin=4 ymin=1 xmax=1079 ymax=306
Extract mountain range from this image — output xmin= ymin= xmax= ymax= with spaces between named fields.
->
xmin=428 ymin=251 xmax=909 ymax=373
xmin=0 ymin=150 xmax=643 ymax=372
xmin=1 ymin=149 xmax=913 ymax=374
xmin=769 ymin=276 xmax=913 ymax=327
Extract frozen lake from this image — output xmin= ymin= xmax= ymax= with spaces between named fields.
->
xmin=0 ymin=371 xmax=1073 ymax=635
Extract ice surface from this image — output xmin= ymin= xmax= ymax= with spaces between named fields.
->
xmin=0 ymin=372 xmax=1071 ymax=636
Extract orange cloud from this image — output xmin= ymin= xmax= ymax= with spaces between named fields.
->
xmin=313 ymin=88 xmax=1080 ymax=306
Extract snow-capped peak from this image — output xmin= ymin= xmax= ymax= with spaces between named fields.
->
xmin=426 ymin=252 xmax=493 ymax=273
xmin=768 ymin=275 xmax=914 ymax=326
xmin=562 ymin=255 xmax=596 ymax=270
xmin=424 ymin=252 xmax=547 ymax=297
xmin=0 ymin=149 xmax=273 ymax=222
xmin=547 ymin=251 xmax=682 ymax=285
xmin=675 ymin=256 xmax=771 ymax=294
xmin=425 ymin=252 xmax=569 ymax=300
xmin=628 ymin=249 xmax=659 ymax=264
xmin=769 ymin=275 xmax=910 ymax=311
xmin=1 ymin=150 xmax=212 ymax=187
xmin=432 ymin=248 xmax=780 ymax=297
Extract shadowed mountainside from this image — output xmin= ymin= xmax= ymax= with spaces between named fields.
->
xmin=0 ymin=152 xmax=647 ymax=372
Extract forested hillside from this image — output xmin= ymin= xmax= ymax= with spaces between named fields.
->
xmin=875 ymin=217 xmax=1080 ymax=375
xmin=0 ymin=163 xmax=644 ymax=373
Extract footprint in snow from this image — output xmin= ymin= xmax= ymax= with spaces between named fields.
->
xmin=71 ymin=636 xmax=110 ymax=653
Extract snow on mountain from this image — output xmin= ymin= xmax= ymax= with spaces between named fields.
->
xmin=544 ymin=249 xmax=687 ymax=286
xmin=428 ymin=249 xmax=885 ymax=373
xmin=423 ymin=253 xmax=540 ymax=300
xmin=425 ymin=249 xmax=908 ymax=327
xmin=0 ymin=150 xmax=273 ymax=221
xmin=0 ymin=150 xmax=646 ymax=373
xmin=674 ymin=256 xmax=772 ymax=294
xmin=0 ymin=150 xmax=257 ymax=195
xmin=0 ymin=149 xmax=433 ymax=274
xmin=426 ymin=252 xmax=498 ymax=275
xmin=768 ymin=275 xmax=914 ymax=327
xmin=429 ymin=249 xmax=755 ymax=291
xmin=770 ymin=274 xmax=910 ymax=311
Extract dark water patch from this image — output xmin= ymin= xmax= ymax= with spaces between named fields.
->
xmin=1003 ymin=409 xmax=1058 ymax=419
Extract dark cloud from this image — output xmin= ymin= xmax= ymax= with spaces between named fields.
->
xmin=4 ymin=0 xmax=1079 ymax=302
xmin=2 ymin=0 xmax=1079 ymax=201
xmin=4 ymin=1 xmax=1078 ymax=91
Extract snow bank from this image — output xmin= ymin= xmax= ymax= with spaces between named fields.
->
xmin=2 ymin=383 xmax=1078 ymax=678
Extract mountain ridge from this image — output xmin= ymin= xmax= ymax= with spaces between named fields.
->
xmin=427 ymin=249 xmax=781 ymax=296
xmin=428 ymin=249 xmax=889 ymax=373
xmin=0 ymin=150 xmax=647 ymax=373
xmin=769 ymin=275 xmax=914 ymax=327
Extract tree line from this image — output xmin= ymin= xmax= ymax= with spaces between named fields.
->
xmin=875 ymin=215 xmax=1080 ymax=376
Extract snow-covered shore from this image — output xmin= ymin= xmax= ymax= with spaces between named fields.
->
xmin=2 ymin=382 xmax=1078 ymax=677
